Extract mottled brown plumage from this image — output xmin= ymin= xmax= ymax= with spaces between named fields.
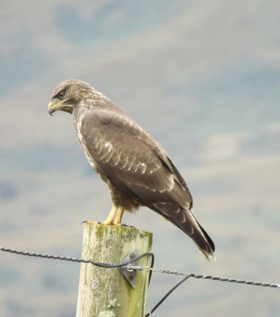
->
xmin=48 ymin=80 xmax=215 ymax=259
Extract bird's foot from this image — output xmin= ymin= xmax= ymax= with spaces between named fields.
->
xmin=82 ymin=220 xmax=99 ymax=225
xmin=81 ymin=219 xmax=119 ymax=226
xmin=101 ymin=206 xmax=125 ymax=225
xmin=101 ymin=217 xmax=122 ymax=225
xmin=102 ymin=219 xmax=115 ymax=225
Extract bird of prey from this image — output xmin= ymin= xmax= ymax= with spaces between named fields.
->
xmin=48 ymin=80 xmax=215 ymax=259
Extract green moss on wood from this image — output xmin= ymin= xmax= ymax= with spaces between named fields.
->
xmin=76 ymin=223 xmax=153 ymax=317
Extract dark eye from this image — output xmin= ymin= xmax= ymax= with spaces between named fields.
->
xmin=54 ymin=88 xmax=66 ymax=100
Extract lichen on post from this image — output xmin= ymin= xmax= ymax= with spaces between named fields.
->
xmin=76 ymin=223 xmax=153 ymax=317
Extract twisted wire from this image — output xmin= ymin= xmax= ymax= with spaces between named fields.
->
xmin=1 ymin=246 xmax=279 ymax=288
xmin=1 ymin=245 xmax=279 ymax=316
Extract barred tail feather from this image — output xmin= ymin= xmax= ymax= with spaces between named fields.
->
xmin=150 ymin=202 xmax=215 ymax=259
xmin=180 ymin=211 xmax=215 ymax=260
xmin=191 ymin=221 xmax=215 ymax=260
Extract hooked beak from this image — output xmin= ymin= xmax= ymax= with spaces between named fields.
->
xmin=48 ymin=99 xmax=65 ymax=116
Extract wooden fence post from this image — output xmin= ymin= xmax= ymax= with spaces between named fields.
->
xmin=76 ymin=222 xmax=153 ymax=317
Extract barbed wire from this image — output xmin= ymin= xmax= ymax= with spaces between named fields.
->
xmin=1 ymin=245 xmax=279 ymax=316
xmin=1 ymin=246 xmax=279 ymax=289
xmin=0 ymin=246 xmax=154 ymax=269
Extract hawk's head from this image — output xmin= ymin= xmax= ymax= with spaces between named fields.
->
xmin=48 ymin=80 xmax=93 ymax=115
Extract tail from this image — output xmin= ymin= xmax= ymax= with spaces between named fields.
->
xmin=150 ymin=201 xmax=215 ymax=259
xmin=178 ymin=210 xmax=215 ymax=260
xmin=190 ymin=219 xmax=215 ymax=260
xmin=159 ymin=205 xmax=215 ymax=260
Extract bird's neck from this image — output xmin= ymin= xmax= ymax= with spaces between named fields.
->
xmin=73 ymin=96 xmax=126 ymax=122
xmin=73 ymin=101 xmax=90 ymax=122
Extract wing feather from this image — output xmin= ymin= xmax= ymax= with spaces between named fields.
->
xmin=79 ymin=109 xmax=192 ymax=205
xmin=78 ymin=108 xmax=214 ymax=258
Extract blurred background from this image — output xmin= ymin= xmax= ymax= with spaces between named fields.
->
xmin=0 ymin=1 xmax=279 ymax=316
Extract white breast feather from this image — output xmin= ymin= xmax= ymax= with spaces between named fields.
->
xmin=77 ymin=112 xmax=96 ymax=169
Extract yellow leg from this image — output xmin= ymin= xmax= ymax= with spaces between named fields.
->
xmin=112 ymin=208 xmax=125 ymax=225
xmin=83 ymin=205 xmax=125 ymax=225
xmin=82 ymin=220 xmax=98 ymax=225
xmin=102 ymin=205 xmax=118 ymax=225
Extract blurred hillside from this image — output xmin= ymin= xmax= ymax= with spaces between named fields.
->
xmin=0 ymin=1 xmax=279 ymax=316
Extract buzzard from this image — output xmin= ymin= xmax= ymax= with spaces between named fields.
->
xmin=48 ymin=80 xmax=215 ymax=259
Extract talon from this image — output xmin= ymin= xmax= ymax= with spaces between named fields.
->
xmin=101 ymin=204 xmax=125 ymax=225
xmin=102 ymin=220 xmax=115 ymax=225
xmin=82 ymin=220 xmax=99 ymax=225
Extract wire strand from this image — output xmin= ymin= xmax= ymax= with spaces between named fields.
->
xmin=1 ymin=245 xmax=279 ymax=316
xmin=1 ymin=246 xmax=279 ymax=288
xmin=145 ymin=274 xmax=193 ymax=316
xmin=0 ymin=246 xmax=153 ymax=269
